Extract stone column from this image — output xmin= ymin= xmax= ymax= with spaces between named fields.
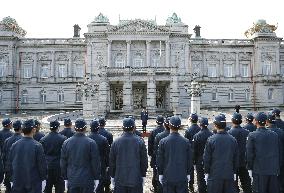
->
xmin=68 ymin=51 xmax=72 ymax=77
xmin=166 ymin=41 xmax=170 ymax=67
xmin=235 ymin=52 xmax=240 ymax=76
xmin=126 ymin=40 xmax=131 ymax=67
xmin=202 ymin=51 xmax=207 ymax=76
xmin=33 ymin=52 xmax=37 ymax=77
xmin=184 ymin=43 xmax=189 ymax=73
xmin=190 ymin=81 xmax=201 ymax=115
xmin=107 ymin=40 xmax=112 ymax=68
xmin=219 ymin=52 xmax=223 ymax=76
xmin=276 ymin=51 xmax=280 ymax=75
xmin=169 ymin=70 xmax=180 ymax=115
xmin=123 ymin=81 xmax=133 ymax=113
xmin=51 ymin=51 xmax=55 ymax=78
xmin=147 ymin=78 xmax=156 ymax=114
xmin=86 ymin=43 xmax=92 ymax=75
xmin=98 ymin=80 xmax=109 ymax=116
xmin=146 ymin=40 xmax=151 ymax=67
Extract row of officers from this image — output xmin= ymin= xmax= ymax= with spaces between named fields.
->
xmin=0 ymin=108 xmax=283 ymax=193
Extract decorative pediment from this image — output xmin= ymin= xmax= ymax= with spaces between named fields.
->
xmin=108 ymin=20 xmax=170 ymax=33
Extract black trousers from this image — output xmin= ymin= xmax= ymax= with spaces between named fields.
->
xmin=4 ymin=172 xmax=12 ymax=193
xmin=69 ymin=187 xmax=93 ymax=193
xmin=188 ymin=166 xmax=194 ymax=191
xmin=207 ymin=179 xmax=237 ymax=193
xmin=152 ymin=167 xmax=163 ymax=193
xmin=196 ymin=164 xmax=207 ymax=193
xmin=142 ymin=122 xmax=147 ymax=132
xmin=252 ymin=174 xmax=279 ymax=193
xmin=45 ymin=168 xmax=64 ymax=193
xmin=279 ymin=167 xmax=284 ymax=193
xmin=236 ymin=167 xmax=252 ymax=193
xmin=12 ymin=182 xmax=41 ymax=193
xmin=96 ymin=180 xmax=111 ymax=193
xmin=114 ymin=184 xmax=143 ymax=193
xmin=162 ymin=182 xmax=188 ymax=193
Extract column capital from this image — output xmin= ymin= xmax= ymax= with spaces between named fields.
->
xmin=126 ymin=40 xmax=131 ymax=44
xmin=146 ymin=40 xmax=151 ymax=44
xmin=165 ymin=40 xmax=170 ymax=45
xmin=107 ymin=40 xmax=112 ymax=44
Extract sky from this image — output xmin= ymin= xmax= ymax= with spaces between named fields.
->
xmin=0 ymin=0 xmax=282 ymax=39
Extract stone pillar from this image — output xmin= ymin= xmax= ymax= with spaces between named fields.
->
xmin=235 ymin=52 xmax=240 ymax=76
xmin=202 ymin=51 xmax=207 ymax=76
xmin=146 ymin=40 xmax=151 ymax=67
xmin=107 ymin=40 xmax=112 ymax=68
xmin=170 ymin=71 xmax=180 ymax=115
xmin=86 ymin=43 xmax=92 ymax=75
xmin=184 ymin=43 xmax=189 ymax=73
xmin=190 ymin=81 xmax=201 ymax=115
xmin=147 ymin=78 xmax=156 ymax=114
xmin=98 ymin=79 xmax=109 ymax=116
xmin=219 ymin=52 xmax=223 ymax=76
xmin=166 ymin=41 xmax=170 ymax=67
xmin=83 ymin=93 xmax=93 ymax=118
xmin=33 ymin=52 xmax=37 ymax=77
xmin=51 ymin=51 xmax=55 ymax=78
xmin=126 ymin=40 xmax=131 ymax=67
xmin=68 ymin=51 xmax=72 ymax=77
xmin=123 ymin=81 xmax=133 ymax=113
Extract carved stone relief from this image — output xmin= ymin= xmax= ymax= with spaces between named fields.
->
xmin=206 ymin=52 xmax=219 ymax=61
xmin=261 ymin=52 xmax=276 ymax=62
xmin=56 ymin=52 xmax=69 ymax=61
xmin=38 ymin=52 xmax=51 ymax=61
xmin=191 ymin=52 xmax=202 ymax=61
xmin=21 ymin=53 xmax=34 ymax=62
xmin=0 ymin=53 xmax=9 ymax=63
xmin=192 ymin=61 xmax=201 ymax=76
xmin=73 ymin=52 xmax=85 ymax=61
xmin=239 ymin=52 xmax=251 ymax=61
xmin=222 ymin=53 xmax=236 ymax=61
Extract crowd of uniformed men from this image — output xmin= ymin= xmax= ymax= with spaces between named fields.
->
xmin=0 ymin=108 xmax=283 ymax=193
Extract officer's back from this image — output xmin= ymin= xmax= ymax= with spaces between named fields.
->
xmin=154 ymin=117 xmax=170 ymax=157
xmin=243 ymin=113 xmax=257 ymax=132
xmin=59 ymin=118 xmax=75 ymax=139
xmin=98 ymin=118 xmax=113 ymax=146
xmin=184 ymin=113 xmax=200 ymax=142
xmin=0 ymin=118 xmax=14 ymax=149
xmin=272 ymin=108 xmax=284 ymax=130
xmin=33 ymin=120 xmax=45 ymax=142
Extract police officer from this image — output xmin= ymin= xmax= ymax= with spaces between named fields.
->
xmin=60 ymin=118 xmax=100 ymax=193
xmin=2 ymin=120 xmax=22 ymax=193
xmin=243 ymin=113 xmax=256 ymax=132
xmin=235 ymin=104 xmax=241 ymax=113
xmin=184 ymin=113 xmax=200 ymax=192
xmin=266 ymin=112 xmax=284 ymax=193
xmin=246 ymin=112 xmax=281 ymax=193
xmin=40 ymin=120 xmax=66 ymax=193
xmin=203 ymin=115 xmax=238 ymax=193
xmin=272 ymin=108 xmax=284 ymax=130
xmin=89 ymin=119 xmax=110 ymax=193
xmin=34 ymin=120 xmax=45 ymax=142
xmin=59 ymin=118 xmax=75 ymax=139
xmin=228 ymin=113 xmax=252 ymax=193
xmin=157 ymin=116 xmax=192 ymax=193
xmin=148 ymin=115 xmax=165 ymax=193
xmin=128 ymin=116 xmax=142 ymax=137
xmin=193 ymin=117 xmax=213 ymax=193
xmin=109 ymin=118 xmax=148 ymax=193
xmin=7 ymin=119 xmax=47 ymax=193
xmin=0 ymin=118 xmax=14 ymax=150
xmin=141 ymin=108 xmax=148 ymax=133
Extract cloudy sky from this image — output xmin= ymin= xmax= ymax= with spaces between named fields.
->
xmin=0 ymin=0 xmax=282 ymax=39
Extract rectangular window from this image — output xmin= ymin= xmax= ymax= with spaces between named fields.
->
xmin=268 ymin=88 xmax=273 ymax=100
xmin=58 ymin=64 xmax=66 ymax=78
xmin=263 ymin=61 xmax=272 ymax=75
xmin=58 ymin=93 xmax=64 ymax=103
xmin=115 ymin=59 xmax=125 ymax=68
xmin=41 ymin=65 xmax=49 ymax=78
xmin=208 ymin=65 xmax=217 ymax=77
xmin=228 ymin=91 xmax=234 ymax=101
xmin=241 ymin=64 xmax=249 ymax=77
xmin=23 ymin=65 xmax=32 ymax=78
xmin=153 ymin=58 xmax=160 ymax=67
xmin=0 ymin=63 xmax=6 ymax=77
xmin=134 ymin=59 xmax=143 ymax=68
xmin=245 ymin=90 xmax=250 ymax=101
xmin=75 ymin=64 xmax=84 ymax=77
xmin=212 ymin=92 xmax=217 ymax=101
xmin=281 ymin=65 xmax=284 ymax=76
xmin=224 ymin=64 xmax=233 ymax=77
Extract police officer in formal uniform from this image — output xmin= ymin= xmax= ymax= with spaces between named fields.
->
xmin=7 ymin=119 xmax=47 ymax=193
xmin=141 ymin=108 xmax=148 ymax=133
xmin=246 ymin=112 xmax=281 ymax=193
xmin=157 ymin=116 xmax=192 ymax=193
xmin=60 ymin=118 xmax=100 ymax=193
xmin=59 ymin=118 xmax=75 ymax=139
xmin=228 ymin=113 xmax=252 ymax=193
xmin=193 ymin=117 xmax=213 ymax=193
xmin=243 ymin=113 xmax=256 ymax=132
xmin=128 ymin=116 xmax=142 ymax=137
xmin=40 ymin=120 xmax=66 ymax=193
xmin=2 ymin=120 xmax=22 ymax=193
xmin=266 ymin=112 xmax=284 ymax=193
xmin=89 ymin=119 xmax=110 ymax=193
xmin=203 ymin=115 xmax=238 ymax=193
xmin=109 ymin=118 xmax=148 ymax=193
xmin=184 ymin=113 xmax=200 ymax=192
xmin=148 ymin=115 xmax=165 ymax=193
xmin=34 ymin=120 xmax=45 ymax=142
xmin=272 ymin=108 xmax=284 ymax=130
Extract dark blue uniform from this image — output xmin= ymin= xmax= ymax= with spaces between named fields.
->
xmin=109 ymin=132 xmax=148 ymax=193
xmin=88 ymin=131 xmax=110 ymax=193
xmin=141 ymin=110 xmax=148 ymax=132
xmin=98 ymin=127 xmax=113 ymax=146
xmin=40 ymin=131 xmax=66 ymax=193
xmin=0 ymin=128 xmax=13 ymax=150
xmin=7 ymin=137 xmax=47 ymax=193
xmin=275 ymin=118 xmax=284 ymax=130
xmin=193 ymin=127 xmax=213 ymax=193
xmin=203 ymin=131 xmax=238 ymax=193
xmin=59 ymin=128 xmax=75 ymax=139
xmin=246 ymin=127 xmax=281 ymax=193
xmin=228 ymin=126 xmax=252 ymax=193
xmin=243 ymin=122 xmax=257 ymax=132
xmin=60 ymin=133 xmax=101 ymax=193
xmin=33 ymin=131 xmax=45 ymax=142
xmin=157 ymin=132 xmax=193 ymax=193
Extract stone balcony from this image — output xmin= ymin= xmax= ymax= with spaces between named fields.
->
xmin=190 ymin=38 xmax=253 ymax=46
xmin=18 ymin=38 xmax=86 ymax=46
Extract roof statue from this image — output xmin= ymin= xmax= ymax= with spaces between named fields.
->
xmin=245 ymin=19 xmax=277 ymax=38
xmin=94 ymin=13 xmax=109 ymax=23
xmin=166 ymin=13 xmax=183 ymax=25
xmin=0 ymin=16 xmax=27 ymax=37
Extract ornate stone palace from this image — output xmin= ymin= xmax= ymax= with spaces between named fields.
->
xmin=0 ymin=14 xmax=283 ymax=117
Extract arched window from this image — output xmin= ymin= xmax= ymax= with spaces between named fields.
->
xmin=22 ymin=90 xmax=28 ymax=104
xmin=228 ymin=89 xmax=234 ymax=101
xmin=152 ymin=52 xmax=160 ymax=67
xmin=40 ymin=89 xmax=46 ymax=103
xmin=212 ymin=88 xmax=217 ymax=101
xmin=268 ymin=88 xmax=273 ymax=100
xmin=0 ymin=90 xmax=2 ymax=103
xmin=75 ymin=89 xmax=83 ymax=102
xmin=57 ymin=90 xmax=64 ymax=103
xmin=133 ymin=53 xmax=143 ymax=68
xmin=115 ymin=53 xmax=125 ymax=68
xmin=245 ymin=89 xmax=250 ymax=101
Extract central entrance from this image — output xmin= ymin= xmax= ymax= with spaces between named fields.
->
xmin=132 ymin=82 xmax=147 ymax=110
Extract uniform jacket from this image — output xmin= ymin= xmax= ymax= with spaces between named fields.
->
xmin=246 ymin=127 xmax=280 ymax=175
xmin=184 ymin=124 xmax=201 ymax=143
xmin=109 ymin=132 xmax=148 ymax=187
xmin=40 ymin=131 xmax=67 ymax=169
xmin=267 ymin=124 xmax=284 ymax=167
xmin=8 ymin=137 xmax=47 ymax=188
xmin=275 ymin=118 xmax=284 ymax=130
xmin=60 ymin=133 xmax=101 ymax=187
xmin=157 ymin=132 xmax=192 ymax=184
xmin=33 ymin=131 xmax=45 ymax=142
xmin=59 ymin=128 xmax=75 ymax=139
xmin=243 ymin=123 xmax=257 ymax=132
xmin=148 ymin=125 xmax=165 ymax=167
xmin=228 ymin=125 xmax=250 ymax=167
xmin=203 ymin=131 xmax=239 ymax=180
xmin=0 ymin=128 xmax=13 ymax=151
xmin=98 ymin=127 xmax=113 ymax=146
xmin=141 ymin=111 xmax=148 ymax=123
xmin=153 ymin=130 xmax=170 ymax=160
xmin=193 ymin=128 xmax=213 ymax=165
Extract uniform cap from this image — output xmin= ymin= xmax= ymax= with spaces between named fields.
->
xmin=219 ymin=113 xmax=226 ymax=119
xmin=232 ymin=112 xmax=242 ymax=122
xmin=90 ymin=119 xmax=100 ymax=130
xmin=50 ymin=120 xmax=60 ymax=129
xmin=128 ymin=115 xmax=135 ymax=122
xmin=23 ymin=119 xmax=36 ymax=130
xmin=156 ymin=115 xmax=164 ymax=124
xmin=64 ymin=118 xmax=72 ymax=125
xmin=188 ymin=113 xmax=198 ymax=122
xmin=98 ymin=117 xmax=106 ymax=126
xmin=164 ymin=117 xmax=170 ymax=125
xmin=75 ymin=118 xmax=87 ymax=130
xmin=2 ymin=118 xmax=12 ymax=127
xmin=272 ymin=108 xmax=281 ymax=116
xmin=122 ymin=118 xmax=135 ymax=129
xmin=213 ymin=115 xmax=226 ymax=124
xmin=34 ymin=120 xmax=41 ymax=127
xmin=169 ymin=116 xmax=181 ymax=128
xmin=246 ymin=113 xmax=254 ymax=122
xmin=267 ymin=112 xmax=276 ymax=122
xmin=199 ymin=117 xmax=208 ymax=126
xmin=254 ymin=112 xmax=267 ymax=125
xmin=13 ymin=120 xmax=22 ymax=130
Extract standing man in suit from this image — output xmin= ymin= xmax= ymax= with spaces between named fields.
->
xmin=243 ymin=113 xmax=256 ymax=132
xmin=141 ymin=108 xmax=148 ymax=133
xmin=60 ymin=118 xmax=75 ymax=139
xmin=33 ymin=120 xmax=45 ymax=142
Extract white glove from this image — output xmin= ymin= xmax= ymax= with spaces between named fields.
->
xmin=10 ymin=182 xmax=13 ymax=188
xmin=194 ymin=165 xmax=196 ymax=171
xmin=42 ymin=180 xmax=46 ymax=192
xmin=64 ymin=180 xmax=68 ymax=190
xmin=94 ymin=180 xmax=99 ymax=191
xmin=234 ymin=174 xmax=237 ymax=181
xmin=187 ymin=175 xmax=191 ymax=182
xmin=249 ymin=170 xmax=253 ymax=179
xmin=205 ymin=174 xmax=209 ymax=185
xmin=159 ymin=175 xmax=163 ymax=185
xmin=142 ymin=177 xmax=146 ymax=186
xmin=111 ymin=177 xmax=115 ymax=189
